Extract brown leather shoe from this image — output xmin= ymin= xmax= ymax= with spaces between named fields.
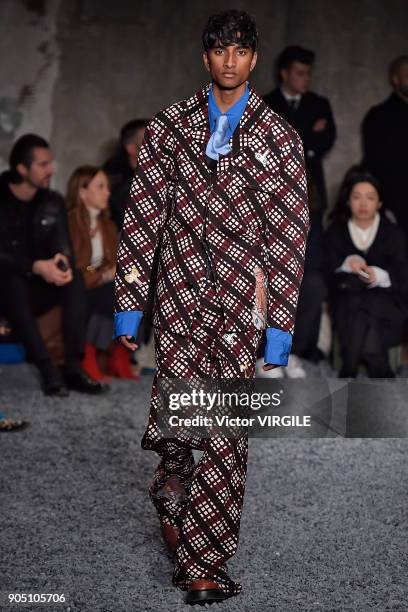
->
xmin=185 ymin=580 xmax=231 ymax=605
xmin=190 ymin=580 xmax=221 ymax=590
xmin=160 ymin=519 xmax=180 ymax=553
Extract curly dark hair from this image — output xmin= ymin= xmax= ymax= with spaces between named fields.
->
xmin=202 ymin=10 xmax=258 ymax=52
xmin=328 ymin=165 xmax=384 ymax=223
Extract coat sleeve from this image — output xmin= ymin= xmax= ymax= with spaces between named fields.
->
xmin=67 ymin=212 xmax=101 ymax=289
xmin=265 ymin=128 xmax=310 ymax=334
xmin=323 ymin=224 xmax=345 ymax=277
xmin=384 ymin=225 xmax=408 ymax=295
xmin=51 ymin=192 xmax=76 ymax=267
xmin=114 ymin=115 xmax=174 ymax=313
xmin=82 ymin=267 xmax=104 ymax=290
xmin=303 ymin=97 xmax=336 ymax=155
xmin=0 ymin=250 xmax=34 ymax=277
xmin=322 ymin=223 xmax=360 ymax=293
xmin=361 ymin=107 xmax=385 ymax=181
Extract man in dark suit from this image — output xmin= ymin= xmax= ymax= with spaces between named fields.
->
xmin=103 ymin=119 xmax=149 ymax=230
xmin=263 ymin=46 xmax=334 ymax=373
xmin=263 ymin=45 xmax=336 ymax=216
xmin=362 ymin=55 xmax=408 ymax=375
xmin=362 ymin=55 xmax=408 ymax=234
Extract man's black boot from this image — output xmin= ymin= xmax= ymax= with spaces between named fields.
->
xmin=38 ymin=360 xmax=69 ymax=397
xmin=62 ymin=365 xmax=109 ymax=394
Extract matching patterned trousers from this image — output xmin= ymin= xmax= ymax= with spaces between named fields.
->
xmin=141 ymin=277 xmax=262 ymax=596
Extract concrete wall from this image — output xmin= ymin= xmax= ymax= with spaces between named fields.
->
xmin=1 ymin=0 xmax=407 ymax=205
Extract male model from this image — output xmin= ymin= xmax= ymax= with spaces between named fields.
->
xmin=114 ymin=10 xmax=309 ymax=605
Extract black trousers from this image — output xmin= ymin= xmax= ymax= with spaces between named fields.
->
xmin=85 ymin=281 xmax=115 ymax=350
xmin=292 ymin=270 xmax=326 ymax=356
xmin=0 ymin=270 xmax=86 ymax=368
xmin=334 ymin=290 xmax=406 ymax=377
xmin=86 ymin=281 xmax=115 ymax=319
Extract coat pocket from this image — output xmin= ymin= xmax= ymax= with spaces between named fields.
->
xmin=231 ymin=180 xmax=271 ymax=238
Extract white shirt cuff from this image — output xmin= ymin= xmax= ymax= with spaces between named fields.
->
xmin=368 ymin=266 xmax=391 ymax=288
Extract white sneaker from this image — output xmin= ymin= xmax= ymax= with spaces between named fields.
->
xmin=285 ymin=354 xmax=306 ymax=378
xmin=255 ymin=358 xmax=284 ymax=378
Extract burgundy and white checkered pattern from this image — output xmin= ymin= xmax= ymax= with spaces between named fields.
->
xmin=114 ymin=83 xmax=309 ymax=598
xmin=142 ymin=278 xmax=262 ymax=596
xmin=114 ymin=82 xmax=309 ymax=336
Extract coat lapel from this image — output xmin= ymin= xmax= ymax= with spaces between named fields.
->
xmin=177 ymin=83 xmax=211 ymax=146
xmin=229 ymin=85 xmax=269 ymax=170
xmin=239 ymin=84 xmax=265 ymax=133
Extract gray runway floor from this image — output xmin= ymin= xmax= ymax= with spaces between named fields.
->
xmin=1 ymin=364 xmax=407 ymax=611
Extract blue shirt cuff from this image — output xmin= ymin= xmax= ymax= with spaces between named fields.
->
xmin=264 ymin=327 xmax=292 ymax=366
xmin=113 ymin=311 xmax=143 ymax=340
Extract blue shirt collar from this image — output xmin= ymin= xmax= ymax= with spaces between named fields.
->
xmin=208 ymin=82 xmax=250 ymax=136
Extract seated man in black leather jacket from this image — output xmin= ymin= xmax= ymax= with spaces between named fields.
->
xmin=0 ymin=134 xmax=106 ymax=395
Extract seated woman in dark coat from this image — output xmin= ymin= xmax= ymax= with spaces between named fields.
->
xmin=324 ymin=169 xmax=408 ymax=377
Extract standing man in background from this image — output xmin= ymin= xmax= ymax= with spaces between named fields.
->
xmin=362 ymin=55 xmax=408 ymax=375
xmin=264 ymin=45 xmax=336 ymax=218
xmin=104 ymin=118 xmax=149 ymax=230
xmin=362 ymin=56 xmax=408 ymax=232
xmin=263 ymin=45 xmax=334 ymax=376
xmin=104 ymin=118 xmax=153 ymax=359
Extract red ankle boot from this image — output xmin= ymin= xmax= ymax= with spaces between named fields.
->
xmin=108 ymin=344 xmax=140 ymax=380
xmin=81 ymin=343 xmax=111 ymax=382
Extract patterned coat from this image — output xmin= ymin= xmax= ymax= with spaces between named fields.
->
xmin=114 ymin=83 xmax=309 ymax=337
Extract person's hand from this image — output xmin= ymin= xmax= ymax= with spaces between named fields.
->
xmin=348 ymin=256 xmax=367 ymax=274
xmin=101 ymin=265 xmax=116 ymax=283
xmin=312 ymin=118 xmax=327 ymax=132
xmin=32 ymin=253 xmax=72 ymax=286
xmin=359 ymin=265 xmax=376 ymax=284
xmin=118 ymin=335 xmax=139 ymax=351
xmin=54 ymin=252 xmax=69 ymax=265
xmin=263 ymin=363 xmax=280 ymax=371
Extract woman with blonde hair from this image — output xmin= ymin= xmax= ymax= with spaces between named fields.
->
xmin=66 ymin=165 xmax=138 ymax=381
